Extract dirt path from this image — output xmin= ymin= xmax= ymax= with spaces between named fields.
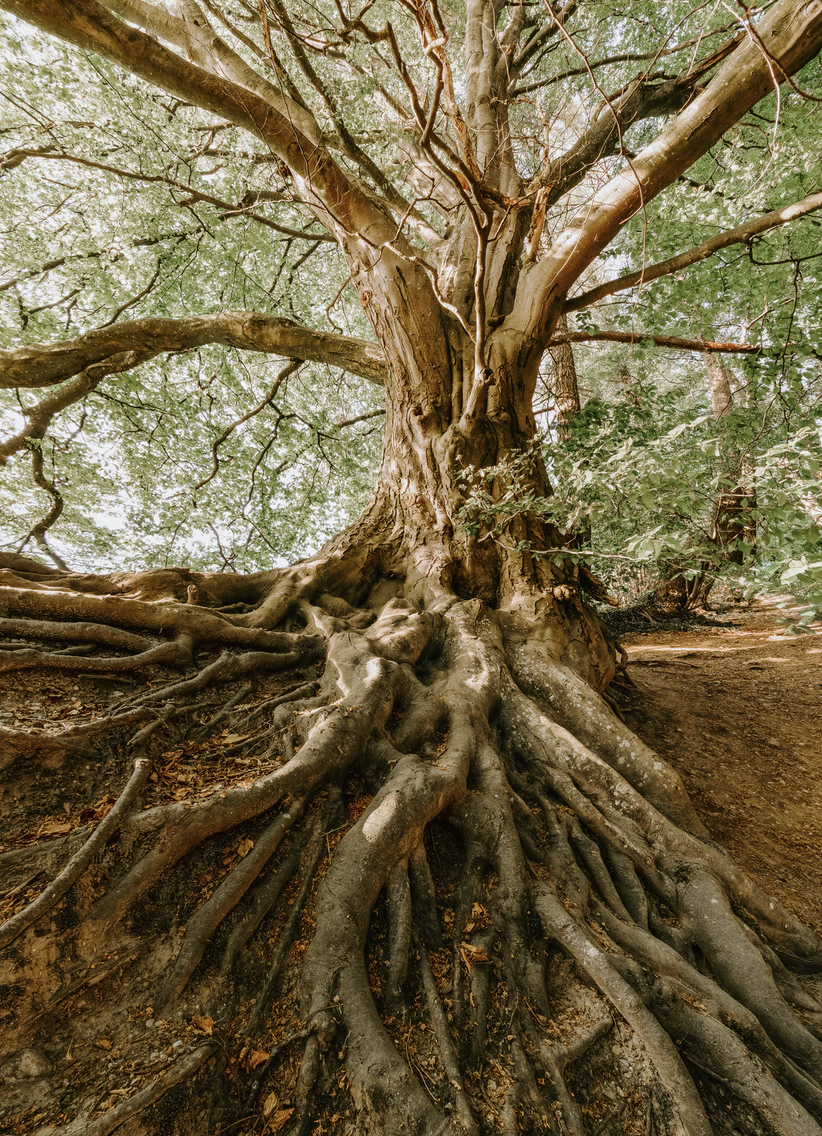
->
xmin=620 ymin=601 xmax=822 ymax=937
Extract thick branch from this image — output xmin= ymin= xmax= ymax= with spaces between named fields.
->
xmin=99 ymin=0 xmax=322 ymax=145
xmin=0 ymin=311 xmax=387 ymax=389
xmin=0 ymin=0 xmax=399 ymax=247
xmin=502 ymin=0 xmax=822 ymax=357
xmin=566 ymin=188 xmax=822 ymax=311
xmin=0 ymin=354 xmax=145 ymax=465
xmin=528 ymin=36 xmax=742 ymax=207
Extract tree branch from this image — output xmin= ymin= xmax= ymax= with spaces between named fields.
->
xmin=0 ymin=0 xmax=400 ymax=248
xmin=527 ymin=35 xmax=743 ymax=207
xmin=511 ymin=23 xmax=738 ymax=96
xmin=99 ymin=0 xmax=322 ymax=145
xmin=547 ymin=330 xmax=760 ymax=354
xmin=1 ymin=147 xmax=336 ymax=240
xmin=565 ymin=188 xmax=822 ymax=311
xmin=501 ymin=0 xmax=822 ymax=359
xmin=0 ymin=311 xmax=387 ymax=389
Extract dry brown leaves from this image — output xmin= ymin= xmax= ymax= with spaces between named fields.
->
xmin=266 ymin=1109 xmax=294 ymax=1132
xmin=263 ymin=1091 xmax=295 ymax=1130
xmin=463 ymin=901 xmax=491 ymax=934
xmin=459 ymin=942 xmax=490 ymax=971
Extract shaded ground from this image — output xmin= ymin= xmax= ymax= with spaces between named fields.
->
xmin=620 ymin=600 xmax=822 ymax=937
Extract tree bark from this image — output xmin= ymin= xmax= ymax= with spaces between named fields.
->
xmin=707 ymin=355 xmax=757 ymax=567
xmin=548 ymin=314 xmax=582 ymax=441
xmin=2 ymin=2 xmax=822 ymax=1134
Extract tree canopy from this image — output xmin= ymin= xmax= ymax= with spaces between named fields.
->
xmin=1 ymin=0 xmax=820 ymax=580
xmin=2 ymin=4 xmax=822 ymax=1136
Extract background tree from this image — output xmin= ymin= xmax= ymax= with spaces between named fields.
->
xmin=2 ymin=2 xmax=822 ymax=1135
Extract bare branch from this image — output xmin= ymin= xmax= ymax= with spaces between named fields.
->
xmin=527 ymin=35 xmax=743 ymax=207
xmin=0 ymin=355 xmax=141 ymax=465
xmin=1 ymin=148 xmax=336 ymax=240
xmin=512 ymin=23 xmax=739 ymax=96
xmin=20 ymin=444 xmax=70 ymax=570
xmin=193 ymin=359 xmax=302 ymax=492
xmin=565 ymin=188 xmax=822 ymax=311
xmin=548 ymin=330 xmax=761 ymax=355
xmin=0 ymin=311 xmax=387 ymax=389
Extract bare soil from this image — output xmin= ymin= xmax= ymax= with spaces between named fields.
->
xmin=620 ymin=600 xmax=822 ymax=938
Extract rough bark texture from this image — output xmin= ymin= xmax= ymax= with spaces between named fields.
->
xmin=548 ymin=315 xmax=582 ymax=443
xmin=2 ymin=1 xmax=822 ymax=1134
xmin=3 ymin=428 xmax=822 ymax=1136
xmin=706 ymin=356 xmax=757 ymax=567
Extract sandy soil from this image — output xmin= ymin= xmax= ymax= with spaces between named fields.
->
xmin=620 ymin=601 xmax=822 ymax=937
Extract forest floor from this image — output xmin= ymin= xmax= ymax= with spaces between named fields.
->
xmin=1 ymin=599 xmax=821 ymax=1135
xmin=619 ymin=599 xmax=822 ymax=938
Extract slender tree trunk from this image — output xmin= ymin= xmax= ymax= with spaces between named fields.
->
xmin=549 ymin=313 xmax=582 ymax=441
xmin=707 ymin=354 xmax=757 ymax=566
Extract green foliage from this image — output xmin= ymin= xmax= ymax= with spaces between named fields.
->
xmin=460 ymin=350 xmax=822 ymax=623
xmin=0 ymin=15 xmax=383 ymax=571
xmin=1 ymin=1 xmax=821 ymax=588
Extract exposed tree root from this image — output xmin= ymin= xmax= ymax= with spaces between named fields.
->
xmin=42 ymin=1042 xmax=220 ymax=1136
xmin=0 ymin=758 xmax=151 ymax=950
xmin=2 ymin=564 xmax=821 ymax=1136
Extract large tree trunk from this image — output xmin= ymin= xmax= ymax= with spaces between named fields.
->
xmin=3 ymin=1 xmax=822 ymax=1133
xmin=3 ymin=326 xmax=822 ymax=1136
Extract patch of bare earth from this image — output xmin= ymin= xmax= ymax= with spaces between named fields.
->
xmin=620 ymin=600 xmax=822 ymax=937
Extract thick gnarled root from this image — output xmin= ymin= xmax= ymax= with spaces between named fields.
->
xmin=1 ymin=571 xmax=821 ymax=1136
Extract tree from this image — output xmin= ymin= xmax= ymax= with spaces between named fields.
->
xmin=2 ymin=2 xmax=822 ymax=1134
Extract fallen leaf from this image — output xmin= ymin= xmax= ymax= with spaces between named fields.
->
xmin=237 ymin=836 xmax=254 ymax=858
xmin=459 ymin=943 xmax=490 ymax=971
xmin=40 ymin=820 xmax=72 ymax=835
xmin=263 ymin=1091 xmax=280 ymax=1117
xmin=191 ymin=1016 xmax=214 ymax=1035
xmin=270 ymin=1108 xmax=294 ymax=1131
xmin=248 ymin=1049 xmax=269 ymax=1070
xmin=223 ymin=733 xmax=248 ymax=745
xmin=94 ymin=1037 xmax=113 ymax=1050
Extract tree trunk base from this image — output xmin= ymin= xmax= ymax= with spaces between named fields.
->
xmin=1 ymin=545 xmax=821 ymax=1136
